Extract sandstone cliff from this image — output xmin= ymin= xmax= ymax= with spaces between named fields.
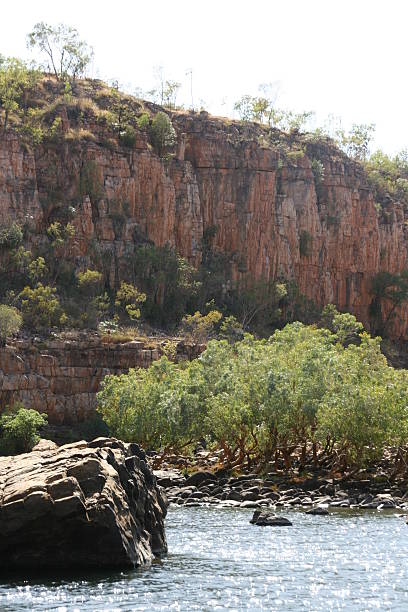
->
xmin=1 ymin=83 xmax=407 ymax=337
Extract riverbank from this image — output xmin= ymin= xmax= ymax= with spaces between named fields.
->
xmin=153 ymin=452 xmax=408 ymax=512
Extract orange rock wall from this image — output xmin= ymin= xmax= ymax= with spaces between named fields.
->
xmin=1 ymin=113 xmax=408 ymax=337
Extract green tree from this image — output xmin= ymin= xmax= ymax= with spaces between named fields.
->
xmin=18 ymin=283 xmax=66 ymax=331
xmin=115 ymin=281 xmax=146 ymax=322
xmin=337 ymin=123 xmax=375 ymax=161
xmin=0 ymin=305 xmax=22 ymax=346
xmin=27 ymin=22 xmax=93 ymax=81
xmin=77 ymin=269 xmax=109 ymax=328
xmin=0 ymin=404 xmax=48 ymax=455
xmin=180 ymin=310 xmax=222 ymax=343
xmin=0 ymin=57 xmax=39 ymax=131
xmin=0 ymin=222 xmax=23 ymax=249
xmin=149 ymin=111 xmax=176 ymax=157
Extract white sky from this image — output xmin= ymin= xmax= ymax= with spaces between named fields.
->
xmin=2 ymin=0 xmax=408 ymax=154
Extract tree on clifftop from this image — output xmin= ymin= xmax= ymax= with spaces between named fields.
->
xmin=27 ymin=22 xmax=93 ymax=81
xmin=149 ymin=111 xmax=176 ymax=157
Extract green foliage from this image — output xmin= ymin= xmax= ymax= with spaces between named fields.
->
xmin=78 ymin=161 xmax=102 ymax=203
xmin=0 ymin=305 xmax=22 ymax=346
xmin=311 ymin=158 xmax=325 ymax=184
xmin=47 ymin=221 xmax=75 ymax=248
xmin=28 ymin=257 xmax=48 ymax=284
xmin=149 ymin=111 xmax=176 ymax=157
xmin=27 ymin=22 xmax=93 ymax=81
xmin=98 ymin=321 xmax=408 ymax=469
xmin=0 ymin=56 xmax=40 ymax=131
xmin=219 ymin=315 xmax=244 ymax=344
xmin=226 ymin=278 xmax=287 ymax=332
xmin=128 ymin=244 xmax=200 ymax=326
xmin=115 ymin=281 xmax=146 ymax=322
xmin=77 ymin=269 xmax=103 ymax=295
xmin=18 ymin=283 xmax=67 ymax=331
xmin=0 ymin=403 xmax=48 ymax=455
xmin=98 ymin=357 xmax=206 ymax=449
xmin=319 ymin=303 xmax=364 ymax=345
xmin=365 ymin=149 xmax=408 ymax=208
xmin=137 ymin=112 xmax=150 ymax=130
xmin=180 ymin=310 xmax=223 ymax=343
xmin=0 ymin=222 xmax=23 ymax=250
xmin=336 ymin=123 xmax=375 ymax=161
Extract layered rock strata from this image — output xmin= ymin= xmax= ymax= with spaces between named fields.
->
xmin=0 ymin=336 xmax=202 ymax=424
xmin=0 ymin=437 xmax=168 ymax=569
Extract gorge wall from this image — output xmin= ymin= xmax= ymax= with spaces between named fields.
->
xmin=1 ymin=105 xmax=407 ymax=338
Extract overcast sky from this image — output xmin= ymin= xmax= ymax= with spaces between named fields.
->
xmin=2 ymin=0 xmax=407 ymax=154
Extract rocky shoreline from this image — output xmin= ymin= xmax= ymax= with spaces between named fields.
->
xmin=154 ymin=467 xmax=408 ymax=513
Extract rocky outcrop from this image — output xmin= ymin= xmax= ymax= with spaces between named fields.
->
xmin=0 ymin=335 xmax=202 ymax=424
xmin=1 ymin=97 xmax=408 ymax=336
xmin=0 ymin=437 xmax=167 ymax=569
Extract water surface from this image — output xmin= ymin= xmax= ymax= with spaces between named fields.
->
xmin=1 ymin=506 xmax=407 ymax=610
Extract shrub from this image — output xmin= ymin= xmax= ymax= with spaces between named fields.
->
xmin=18 ymin=283 xmax=67 ymax=331
xmin=0 ymin=404 xmax=48 ymax=455
xmin=0 ymin=304 xmax=22 ymax=346
xmin=0 ymin=222 xmax=23 ymax=250
xmin=77 ymin=269 xmax=103 ymax=295
xmin=179 ymin=310 xmax=222 ymax=343
xmin=115 ymin=281 xmax=146 ymax=321
xmin=219 ymin=315 xmax=244 ymax=343
xmin=149 ymin=111 xmax=176 ymax=157
xmin=137 ymin=112 xmax=150 ymax=130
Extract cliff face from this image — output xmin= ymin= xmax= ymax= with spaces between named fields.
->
xmin=1 ymin=108 xmax=408 ymax=337
xmin=0 ymin=336 xmax=202 ymax=424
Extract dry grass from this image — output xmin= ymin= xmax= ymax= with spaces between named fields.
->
xmin=64 ymin=128 xmax=96 ymax=142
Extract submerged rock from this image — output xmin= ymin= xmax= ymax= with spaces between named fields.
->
xmin=250 ymin=510 xmax=293 ymax=526
xmin=0 ymin=437 xmax=167 ymax=570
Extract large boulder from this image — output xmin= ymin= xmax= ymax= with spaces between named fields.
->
xmin=0 ymin=437 xmax=168 ymax=569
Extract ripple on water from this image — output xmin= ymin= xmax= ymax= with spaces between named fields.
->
xmin=1 ymin=507 xmax=408 ymax=611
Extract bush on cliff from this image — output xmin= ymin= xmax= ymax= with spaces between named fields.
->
xmin=149 ymin=111 xmax=176 ymax=157
xmin=0 ymin=304 xmax=22 ymax=347
xmin=0 ymin=404 xmax=48 ymax=455
xmin=97 ymin=317 xmax=408 ymax=470
xmin=18 ymin=284 xmax=67 ymax=331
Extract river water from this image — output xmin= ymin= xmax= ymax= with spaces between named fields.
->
xmin=1 ymin=506 xmax=407 ymax=611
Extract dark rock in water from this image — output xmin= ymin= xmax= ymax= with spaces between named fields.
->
xmin=250 ymin=510 xmax=292 ymax=526
xmin=0 ymin=437 xmax=167 ymax=570
xmin=306 ymin=506 xmax=329 ymax=515
xmin=184 ymin=470 xmax=217 ymax=487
